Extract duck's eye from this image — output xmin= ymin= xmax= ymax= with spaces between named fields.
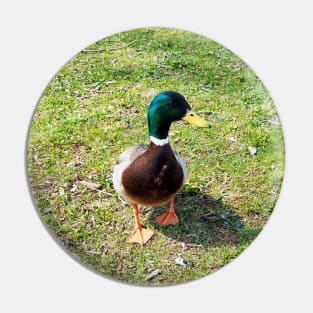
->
xmin=168 ymin=100 xmax=177 ymax=108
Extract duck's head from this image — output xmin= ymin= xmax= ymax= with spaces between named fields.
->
xmin=148 ymin=90 xmax=210 ymax=140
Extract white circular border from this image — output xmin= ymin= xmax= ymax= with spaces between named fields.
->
xmin=1 ymin=1 xmax=313 ymax=312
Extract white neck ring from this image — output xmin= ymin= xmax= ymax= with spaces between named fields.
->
xmin=150 ymin=136 xmax=169 ymax=146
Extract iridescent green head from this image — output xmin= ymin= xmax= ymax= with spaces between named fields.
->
xmin=148 ymin=90 xmax=210 ymax=140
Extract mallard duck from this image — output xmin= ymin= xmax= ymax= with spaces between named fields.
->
xmin=113 ymin=90 xmax=210 ymax=245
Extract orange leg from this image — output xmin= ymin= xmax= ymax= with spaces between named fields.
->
xmin=156 ymin=197 xmax=179 ymax=226
xmin=127 ymin=204 xmax=154 ymax=245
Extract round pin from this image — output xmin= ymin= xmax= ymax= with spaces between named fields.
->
xmin=27 ymin=27 xmax=285 ymax=286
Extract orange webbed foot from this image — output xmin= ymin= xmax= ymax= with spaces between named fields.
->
xmin=156 ymin=210 xmax=179 ymax=226
xmin=127 ymin=227 xmax=154 ymax=245
xmin=156 ymin=197 xmax=179 ymax=226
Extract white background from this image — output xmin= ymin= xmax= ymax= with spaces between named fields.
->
xmin=1 ymin=1 xmax=312 ymax=312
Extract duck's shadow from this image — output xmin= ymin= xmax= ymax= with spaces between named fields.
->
xmin=148 ymin=189 xmax=243 ymax=247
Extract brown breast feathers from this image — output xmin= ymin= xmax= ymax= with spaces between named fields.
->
xmin=121 ymin=142 xmax=184 ymax=206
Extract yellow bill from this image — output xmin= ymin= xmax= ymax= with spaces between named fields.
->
xmin=182 ymin=111 xmax=210 ymax=128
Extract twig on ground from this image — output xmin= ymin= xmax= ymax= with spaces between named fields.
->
xmin=98 ymin=190 xmax=113 ymax=197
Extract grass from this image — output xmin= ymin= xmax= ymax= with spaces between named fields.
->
xmin=27 ymin=27 xmax=285 ymax=286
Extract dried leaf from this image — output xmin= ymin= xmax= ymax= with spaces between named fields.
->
xmin=85 ymin=250 xmax=102 ymax=255
xmin=82 ymin=242 xmax=88 ymax=250
xmin=145 ymin=269 xmax=161 ymax=281
xmin=129 ymin=107 xmax=138 ymax=114
xmin=175 ymin=257 xmax=190 ymax=267
xmin=43 ymin=207 xmax=52 ymax=214
xmin=79 ymin=180 xmax=103 ymax=190
xmin=248 ymin=146 xmax=257 ymax=155
xmin=201 ymin=212 xmax=220 ymax=222
xmin=90 ymin=215 xmax=96 ymax=227
xmin=70 ymin=184 xmax=77 ymax=193
xmin=229 ymin=136 xmax=238 ymax=142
